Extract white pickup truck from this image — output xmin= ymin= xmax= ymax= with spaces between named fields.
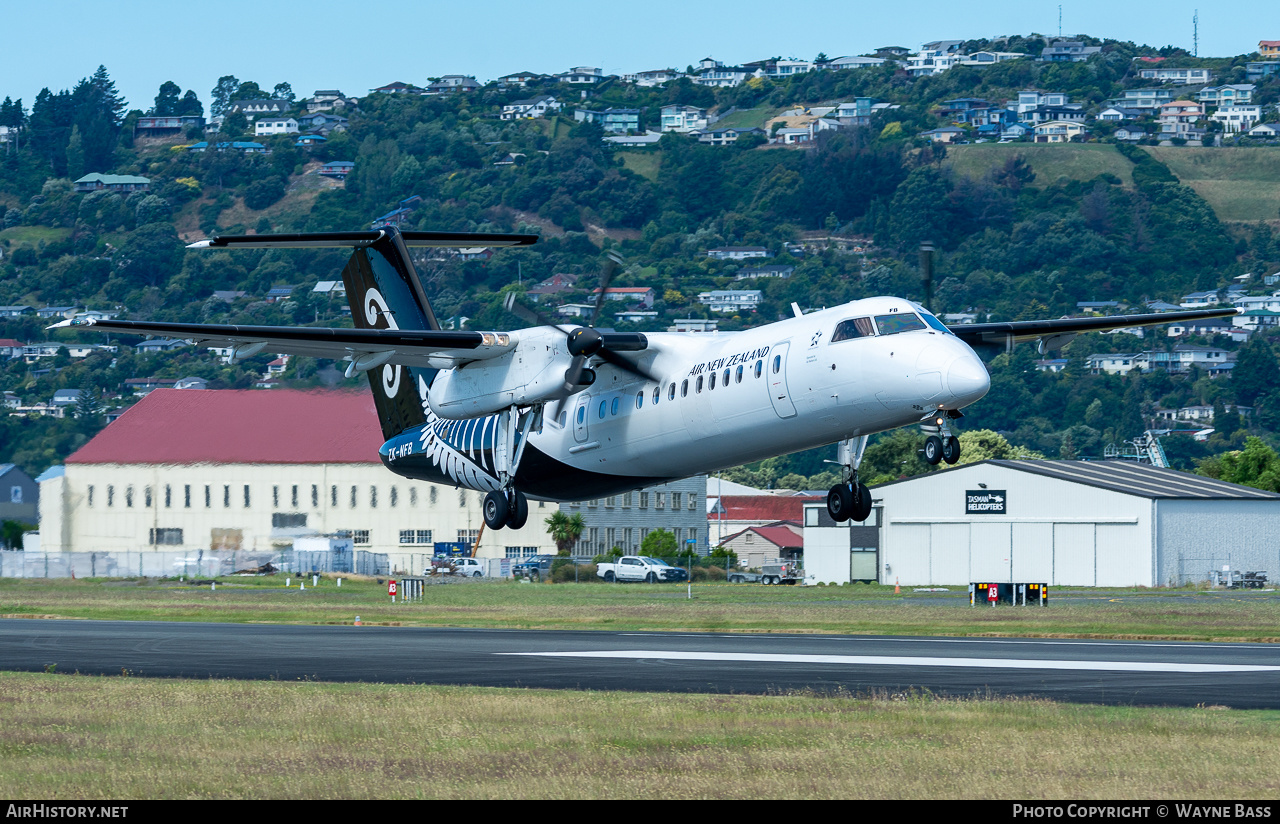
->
xmin=596 ymin=556 xmax=689 ymax=583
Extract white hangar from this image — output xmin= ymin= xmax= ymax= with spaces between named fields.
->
xmin=804 ymin=460 xmax=1280 ymax=587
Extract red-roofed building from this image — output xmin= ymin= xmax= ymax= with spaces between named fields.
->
xmin=1260 ymin=41 xmax=1280 ymax=58
xmin=718 ymin=520 xmax=803 ymax=566
xmin=708 ymin=494 xmax=821 ymax=544
xmin=40 ymin=389 xmax=555 ymax=562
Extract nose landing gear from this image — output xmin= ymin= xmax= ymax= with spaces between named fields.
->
xmin=826 ymin=435 xmax=874 ymax=523
xmin=922 ymin=410 xmax=962 ymax=466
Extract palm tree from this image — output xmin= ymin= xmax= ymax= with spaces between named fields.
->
xmin=544 ymin=511 xmax=586 ymax=556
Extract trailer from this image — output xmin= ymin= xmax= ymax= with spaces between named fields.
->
xmin=728 ymin=560 xmax=802 ymax=585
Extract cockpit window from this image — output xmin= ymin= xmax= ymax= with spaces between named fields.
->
xmin=832 ymin=317 xmax=875 ymax=342
xmin=919 ymin=311 xmax=951 ymax=334
xmin=874 ymin=313 xmax=927 ymax=335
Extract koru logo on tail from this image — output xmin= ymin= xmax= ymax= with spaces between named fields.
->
xmin=365 ymin=287 xmax=402 ymax=398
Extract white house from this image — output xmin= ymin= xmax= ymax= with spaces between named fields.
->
xmin=1210 ymin=105 xmax=1262 ymax=133
xmin=697 ymin=290 xmax=764 ymax=313
xmin=659 ymin=105 xmax=708 ymax=133
xmin=1138 ymin=67 xmax=1213 ymax=85
xmin=254 ymin=117 xmax=299 ymax=136
xmin=500 ymin=95 xmax=560 ymax=120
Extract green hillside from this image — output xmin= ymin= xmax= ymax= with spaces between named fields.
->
xmin=1144 ymin=147 xmax=1280 ymax=222
xmin=945 ymin=144 xmax=1135 ymax=187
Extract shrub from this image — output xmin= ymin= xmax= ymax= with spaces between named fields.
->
xmin=243 ymin=177 xmax=286 ymax=211
xmin=552 ymin=561 xmax=596 ymax=583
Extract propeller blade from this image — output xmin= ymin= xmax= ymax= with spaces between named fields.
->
xmin=597 ymin=347 xmax=658 ymax=383
xmin=503 ymin=291 xmax=562 ymax=329
xmin=590 ymin=250 xmax=624 ymax=328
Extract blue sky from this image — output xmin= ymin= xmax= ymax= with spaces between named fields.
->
xmin=3 ymin=1 xmax=1277 ymax=113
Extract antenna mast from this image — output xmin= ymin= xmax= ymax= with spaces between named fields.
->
xmin=1058 ymin=5 xmax=1062 ymax=38
xmin=1193 ymin=10 xmax=1199 ymax=57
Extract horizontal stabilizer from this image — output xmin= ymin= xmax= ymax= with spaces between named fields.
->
xmin=187 ymin=230 xmax=539 ymax=250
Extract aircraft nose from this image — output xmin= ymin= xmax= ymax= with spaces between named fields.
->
xmin=946 ymin=352 xmax=990 ymax=406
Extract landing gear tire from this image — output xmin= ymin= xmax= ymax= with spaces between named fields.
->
xmin=483 ymin=490 xmax=509 ymax=529
xmin=827 ymin=484 xmax=855 ymax=522
xmin=923 ymin=435 xmax=943 ymax=465
xmin=942 ymin=436 xmax=961 ymax=465
xmin=507 ymin=490 xmax=529 ymax=529
xmin=852 ymin=482 xmax=873 ymax=523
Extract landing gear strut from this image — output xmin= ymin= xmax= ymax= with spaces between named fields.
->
xmin=826 ymin=435 xmax=873 ymax=523
xmin=484 ymin=405 xmax=539 ymax=530
xmin=921 ymin=410 xmax=962 ymax=466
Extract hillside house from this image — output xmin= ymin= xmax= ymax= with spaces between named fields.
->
xmin=558 ymin=67 xmax=604 ymax=84
xmin=370 ymin=81 xmax=425 ymax=94
xmin=1117 ymin=88 xmax=1174 ymax=110
xmin=1039 ymin=40 xmax=1101 ymax=62
xmin=73 ymin=173 xmax=150 ymax=193
xmin=1033 ymin=121 xmax=1087 ymax=142
xmin=1198 ymin=84 xmax=1255 ymax=106
xmin=135 ymin=116 xmax=205 ymax=137
xmin=735 ymin=265 xmax=794 ymax=281
xmin=707 ymin=247 xmax=768 ymax=260
xmin=498 ymin=71 xmax=545 ymax=87
xmin=227 ymin=99 xmax=290 ymax=117
xmin=1137 ymin=67 xmax=1213 ymax=85
xmin=1098 ymin=106 xmax=1143 ymax=121
xmin=590 ymin=287 xmax=655 ymax=308
xmin=305 ymin=90 xmax=356 ymax=113
xmin=1158 ymin=100 xmax=1205 ymax=137
xmin=1015 ymin=91 xmax=1070 ymax=113
xmin=319 ymin=160 xmax=354 ymax=179
xmin=698 ymin=290 xmax=764 ymax=313
xmin=1210 ymin=106 xmax=1262 ymax=133
xmin=628 ymin=68 xmax=682 ymax=86
xmin=919 ymin=126 xmax=966 ymax=143
xmin=694 ymin=59 xmax=754 ymax=88
xmin=526 ymin=273 xmax=577 ymax=303
xmin=669 ymin=319 xmax=718 ymax=333
xmin=500 ymin=95 xmax=560 ymax=120
xmin=187 ymin=141 xmax=268 ymax=153
xmin=254 ymin=117 xmax=298 ymax=136
xmin=1248 ymin=122 xmax=1280 ymax=138
xmin=426 ymin=76 xmax=480 ymax=94
xmin=660 ymin=105 xmax=708 ymax=132
xmin=1260 ymin=40 xmax=1280 ymax=57
xmin=573 ymin=108 xmax=640 ymax=133
xmin=692 ymin=127 xmax=766 ymax=145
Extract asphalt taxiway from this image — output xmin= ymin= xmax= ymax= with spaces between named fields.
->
xmin=3 ymin=619 xmax=1279 ymax=707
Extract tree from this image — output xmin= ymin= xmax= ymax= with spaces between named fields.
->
xmin=544 ymin=510 xmax=585 ymax=555
xmin=272 ymin=83 xmax=295 ymax=103
xmin=210 ymin=76 xmax=240 ymax=117
xmin=178 ymin=90 xmax=203 ymax=117
xmin=640 ymin=529 xmax=678 ymax=557
xmin=152 ymin=81 xmax=182 ymax=116
xmin=1232 ymin=335 xmax=1276 ymax=407
xmin=1203 ymin=437 xmax=1280 ymax=492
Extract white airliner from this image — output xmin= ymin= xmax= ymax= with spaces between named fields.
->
xmin=52 ymin=228 xmax=1237 ymax=530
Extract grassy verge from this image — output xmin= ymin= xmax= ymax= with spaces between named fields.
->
xmin=0 ymin=671 xmax=1276 ymax=799
xmin=3 ymin=577 xmax=1279 ymax=641
xmin=1144 ymin=147 xmax=1280 ymax=222
xmin=0 ymin=225 xmax=72 ymax=246
xmin=946 ymin=144 xmax=1135 ymax=187
xmin=617 ymin=150 xmax=661 ymax=181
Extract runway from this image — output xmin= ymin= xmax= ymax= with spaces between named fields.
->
xmin=3 ymin=619 xmax=1279 ymax=707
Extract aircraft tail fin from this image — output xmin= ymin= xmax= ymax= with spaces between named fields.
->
xmin=195 ymin=227 xmax=537 ymax=440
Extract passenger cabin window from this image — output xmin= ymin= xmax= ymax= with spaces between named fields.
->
xmin=832 ymin=317 xmax=875 ymax=342
xmin=874 ymin=313 xmax=927 ymax=335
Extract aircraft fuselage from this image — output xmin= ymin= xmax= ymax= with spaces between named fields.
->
xmin=378 ymin=296 xmax=989 ymax=502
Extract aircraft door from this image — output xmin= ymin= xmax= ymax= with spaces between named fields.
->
xmin=573 ymin=395 xmax=590 ymax=443
xmin=768 ymin=341 xmax=797 ymax=419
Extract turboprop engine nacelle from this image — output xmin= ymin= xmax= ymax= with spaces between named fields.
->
xmin=427 ymin=327 xmax=580 ymax=420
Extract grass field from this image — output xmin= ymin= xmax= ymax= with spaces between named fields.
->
xmin=3 ymin=576 xmax=1279 ymax=641
xmin=0 ymin=225 xmax=72 ymax=247
xmin=712 ymin=105 xmax=783 ymax=131
xmin=1 ymin=672 xmax=1277 ymax=799
xmin=945 ymin=144 xmax=1135 ymax=188
xmin=617 ymin=150 xmax=661 ymax=181
xmin=1144 ymin=146 xmax=1280 ymax=222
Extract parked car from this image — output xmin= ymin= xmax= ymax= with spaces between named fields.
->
xmin=596 ymin=556 xmax=689 ymax=583
xmin=512 ymin=555 xmax=554 ymax=580
xmin=454 ymin=558 xmax=486 ymax=577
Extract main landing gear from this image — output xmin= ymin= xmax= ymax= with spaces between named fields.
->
xmin=484 ymin=404 xmax=539 ymax=531
xmin=484 ymin=488 xmax=529 ymax=530
xmin=921 ymin=410 xmax=962 ymax=466
xmin=826 ymin=435 xmax=873 ymax=523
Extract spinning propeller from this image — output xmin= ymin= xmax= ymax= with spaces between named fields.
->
xmin=503 ymin=251 xmax=656 ymax=417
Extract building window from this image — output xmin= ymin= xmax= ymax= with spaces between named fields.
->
xmin=205 ymin=485 xmax=211 ymax=508
xmin=410 ymin=487 xmax=418 ymax=506
xmin=606 ymin=496 xmax=616 ymax=507
xmin=87 ymin=485 xmax=94 ymax=507
xmin=245 ymin=485 xmax=252 ymax=508
xmin=311 ymin=485 xmax=318 ymax=508
xmin=224 ymin=485 xmax=231 ymax=508
xmin=164 ymin=485 xmax=171 ymax=508
xmin=400 ymin=529 xmax=433 ymax=545
xmin=273 ymin=486 xmax=279 ymax=508
xmin=390 ymin=486 xmax=398 ymax=507
xmin=639 ymin=491 xmax=648 ymax=508
xmin=272 ymin=513 xmax=307 ymax=528
xmin=672 ymin=492 xmax=682 ymax=510
xmin=184 ymin=485 xmax=190 ymax=508
xmin=655 ymin=492 xmax=665 ymax=509
xmin=429 ymin=486 xmax=437 ymax=505
xmin=331 ymin=485 xmax=337 ymax=507
xmin=291 ymin=485 xmax=299 ymax=509
xmin=458 ymin=529 xmax=479 ymax=545
xmin=149 ymin=528 xmax=183 ymax=546
xmin=125 ymin=486 xmax=133 ymax=508
xmin=352 ymin=530 xmax=370 ymax=545
xmin=144 ymin=486 xmax=152 ymax=508
xmin=370 ymin=486 xmax=377 ymax=508
xmin=459 ymin=489 xmax=467 ymax=507
xmin=350 ymin=486 xmax=357 ymax=508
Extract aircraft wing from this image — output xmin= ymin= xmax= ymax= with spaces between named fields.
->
xmin=47 ymin=317 xmax=516 ymax=370
xmin=948 ymin=307 xmax=1241 ymax=352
